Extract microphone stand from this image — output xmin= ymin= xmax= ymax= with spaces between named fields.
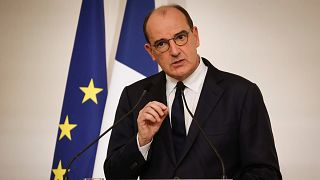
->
xmin=63 ymin=89 xmax=149 ymax=180
xmin=181 ymin=90 xmax=227 ymax=179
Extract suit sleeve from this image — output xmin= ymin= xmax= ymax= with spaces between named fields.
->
xmin=104 ymin=87 xmax=146 ymax=179
xmin=235 ymin=83 xmax=282 ymax=180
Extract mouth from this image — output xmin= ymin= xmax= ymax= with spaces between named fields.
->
xmin=172 ymin=59 xmax=185 ymax=65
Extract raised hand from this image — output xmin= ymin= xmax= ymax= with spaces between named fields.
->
xmin=137 ymin=101 xmax=168 ymax=146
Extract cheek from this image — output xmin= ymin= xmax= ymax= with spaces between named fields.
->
xmin=156 ymin=58 xmax=170 ymax=70
xmin=187 ymin=35 xmax=199 ymax=49
xmin=150 ymin=51 xmax=158 ymax=61
xmin=186 ymin=42 xmax=199 ymax=56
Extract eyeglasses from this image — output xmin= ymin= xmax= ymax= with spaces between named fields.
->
xmin=152 ymin=30 xmax=190 ymax=53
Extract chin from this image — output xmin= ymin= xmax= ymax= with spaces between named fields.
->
xmin=173 ymin=74 xmax=188 ymax=81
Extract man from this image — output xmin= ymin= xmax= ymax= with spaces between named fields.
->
xmin=104 ymin=5 xmax=281 ymax=179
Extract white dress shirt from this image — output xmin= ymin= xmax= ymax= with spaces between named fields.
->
xmin=137 ymin=58 xmax=208 ymax=160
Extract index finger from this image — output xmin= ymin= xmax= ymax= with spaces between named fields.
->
xmin=147 ymin=101 xmax=167 ymax=116
xmin=150 ymin=101 xmax=167 ymax=110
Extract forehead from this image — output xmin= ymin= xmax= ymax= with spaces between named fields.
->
xmin=146 ymin=7 xmax=189 ymax=41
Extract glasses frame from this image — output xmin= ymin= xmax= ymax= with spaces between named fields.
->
xmin=151 ymin=30 xmax=192 ymax=53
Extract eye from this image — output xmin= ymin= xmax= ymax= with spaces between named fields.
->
xmin=175 ymin=31 xmax=188 ymax=40
xmin=175 ymin=33 xmax=187 ymax=41
xmin=154 ymin=40 xmax=167 ymax=48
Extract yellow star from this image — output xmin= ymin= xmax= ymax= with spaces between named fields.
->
xmin=52 ymin=160 xmax=66 ymax=180
xmin=59 ymin=116 xmax=77 ymax=140
xmin=79 ymin=78 xmax=103 ymax=104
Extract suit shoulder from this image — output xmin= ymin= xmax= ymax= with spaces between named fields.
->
xmin=203 ymin=57 xmax=255 ymax=90
xmin=211 ymin=68 xmax=264 ymax=103
xmin=125 ymin=72 xmax=164 ymax=92
xmin=220 ymin=70 xmax=254 ymax=86
xmin=210 ymin=67 xmax=258 ymax=94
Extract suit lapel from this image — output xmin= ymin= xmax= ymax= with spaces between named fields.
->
xmin=177 ymin=59 xmax=224 ymax=166
xmin=148 ymin=72 xmax=176 ymax=164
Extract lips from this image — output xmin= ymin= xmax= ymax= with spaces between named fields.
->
xmin=171 ymin=59 xmax=185 ymax=68
xmin=172 ymin=59 xmax=184 ymax=64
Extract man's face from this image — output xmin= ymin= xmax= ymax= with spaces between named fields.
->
xmin=144 ymin=8 xmax=200 ymax=81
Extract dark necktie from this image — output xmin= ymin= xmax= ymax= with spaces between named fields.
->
xmin=171 ymin=81 xmax=186 ymax=161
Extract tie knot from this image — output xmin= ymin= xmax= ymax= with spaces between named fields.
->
xmin=176 ymin=81 xmax=185 ymax=92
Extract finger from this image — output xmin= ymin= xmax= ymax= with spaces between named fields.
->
xmin=148 ymin=101 xmax=167 ymax=117
xmin=145 ymin=106 xmax=162 ymax=122
xmin=142 ymin=112 xmax=157 ymax=123
xmin=152 ymin=101 xmax=168 ymax=111
xmin=138 ymin=108 xmax=156 ymax=123
xmin=148 ymin=104 xmax=164 ymax=117
xmin=146 ymin=101 xmax=167 ymax=110
xmin=162 ymin=107 xmax=169 ymax=116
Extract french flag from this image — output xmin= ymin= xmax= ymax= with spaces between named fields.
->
xmin=93 ymin=0 xmax=157 ymax=177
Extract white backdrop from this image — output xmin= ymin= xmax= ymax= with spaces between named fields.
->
xmin=0 ymin=0 xmax=319 ymax=179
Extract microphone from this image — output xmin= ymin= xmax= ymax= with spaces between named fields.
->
xmin=63 ymin=84 xmax=152 ymax=180
xmin=181 ymin=89 xmax=227 ymax=179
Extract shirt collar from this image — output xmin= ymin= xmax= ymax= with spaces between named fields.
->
xmin=166 ymin=57 xmax=208 ymax=95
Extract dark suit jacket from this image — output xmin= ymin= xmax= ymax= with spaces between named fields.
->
xmin=104 ymin=58 xmax=281 ymax=179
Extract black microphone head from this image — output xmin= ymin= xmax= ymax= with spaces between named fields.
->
xmin=144 ymin=83 xmax=153 ymax=92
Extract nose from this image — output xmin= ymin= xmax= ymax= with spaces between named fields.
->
xmin=168 ymin=39 xmax=180 ymax=57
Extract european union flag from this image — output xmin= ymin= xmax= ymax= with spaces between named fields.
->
xmin=51 ymin=0 xmax=107 ymax=179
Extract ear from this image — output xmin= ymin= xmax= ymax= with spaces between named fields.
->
xmin=192 ymin=26 xmax=200 ymax=47
xmin=144 ymin=43 xmax=157 ymax=61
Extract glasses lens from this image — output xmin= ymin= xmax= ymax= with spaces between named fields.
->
xmin=174 ymin=32 xmax=188 ymax=46
xmin=154 ymin=40 xmax=169 ymax=53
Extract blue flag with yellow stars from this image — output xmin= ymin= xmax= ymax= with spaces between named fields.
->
xmin=51 ymin=0 xmax=107 ymax=179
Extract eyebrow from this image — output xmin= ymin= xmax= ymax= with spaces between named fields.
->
xmin=153 ymin=30 xmax=188 ymax=45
